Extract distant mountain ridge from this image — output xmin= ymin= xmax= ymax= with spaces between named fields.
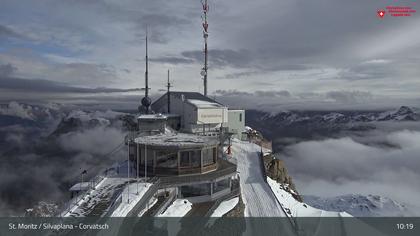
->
xmin=246 ymin=106 xmax=420 ymax=144
xmin=304 ymin=194 xmax=414 ymax=217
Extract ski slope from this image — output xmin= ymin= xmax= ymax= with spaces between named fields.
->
xmin=232 ymin=140 xmax=287 ymax=217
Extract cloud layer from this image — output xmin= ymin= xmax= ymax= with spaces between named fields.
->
xmin=280 ymin=129 xmax=420 ymax=213
xmin=0 ymin=0 xmax=419 ymax=105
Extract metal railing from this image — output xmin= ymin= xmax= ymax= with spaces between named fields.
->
xmin=159 ymin=161 xmax=237 ymax=188
xmin=126 ymin=178 xmax=161 ymax=217
xmin=151 ymin=188 xmax=177 ymax=216
xmin=56 ymin=175 xmax=106 ymax=217
xmin=205 ymin=176 xmax=241 ymax=217
xmin=104 ymin=192 xmax=123 ymax=217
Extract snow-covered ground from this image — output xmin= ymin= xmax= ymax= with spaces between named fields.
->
xmin=63 ymin=177 xmax=126 ymax=217
xmin=211 ymin=197 xmax=239 ymax=217
xmin=267 ymin=177 xmax=350 ymax=217
xmin=231 ymin=140 xmax=297 ymax=236
xmin=111 ymin=182 xmax=151 ymax=217
xmin=304 ymin=194 xmax=414 ymax=217
xmin=137 ymin=196 xmax=158 ymax=216
xmin=231 ymin=140 xmax=286 ymax=217
xmin=158 ymin=199 xmax=192 ymax=217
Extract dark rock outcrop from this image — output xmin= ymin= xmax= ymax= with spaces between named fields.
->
xmin=263 ymin=154 xmax=303 ymax=202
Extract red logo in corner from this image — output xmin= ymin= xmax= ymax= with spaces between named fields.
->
xmin=377 ymin=9 xmax=386 ymax=18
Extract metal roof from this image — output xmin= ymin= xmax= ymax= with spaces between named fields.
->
xmin=153 ymin=91 xmax=223 ymax=106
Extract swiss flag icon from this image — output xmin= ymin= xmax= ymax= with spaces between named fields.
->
xmin=377 ymin=10 xmax=386 ymax=18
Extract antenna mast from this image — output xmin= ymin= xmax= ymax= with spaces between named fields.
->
xmin=140 ymin=28 xmax=152 ymax=114
xmin=166 ymin=69 xmax=172 ymax=113
xmin=145 ymin=28 xmax=149 ymax=99
xmin=201 ymin=0 xmax=209 ymax=96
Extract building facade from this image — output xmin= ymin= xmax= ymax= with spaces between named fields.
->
xmin=131 ymin=133 xmax=236 ymax=203
xmin=152 ymin=92 xmax=228 ymax=135
xmin=227 ymin=109 xmax=245 ymax=139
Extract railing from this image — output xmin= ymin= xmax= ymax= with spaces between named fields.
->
xmin=56 ymin=175 xmax=106 ymax=217
xmin=104 ymin=192 xmax=123 ymax=217
xmin=159 ymin=160 xmax=237 ymax=188
xmin=150 ymin=188 xmax=177 ymax=216
xmin=205 ymin=176 xmax=241 ymax=217
xmin=126 ymin=178 xmax=161 ymax=217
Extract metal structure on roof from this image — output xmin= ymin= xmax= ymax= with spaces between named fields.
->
xmin=139 ymin=28 xmax=152 ymax=114
xmin=201 ymin=0 xmax=209 ymax=96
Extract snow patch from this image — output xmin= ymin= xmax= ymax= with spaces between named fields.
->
xmin=158 ymin=199 xmax=192 ymax=217
xmin=211 ymin=197 xmax=239 ymax=217
xmin=111 ymin=182 xmax=152 ymax=217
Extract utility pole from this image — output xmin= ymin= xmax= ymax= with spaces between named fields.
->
xmin=201 ymin=0 xmax=209 ymax=96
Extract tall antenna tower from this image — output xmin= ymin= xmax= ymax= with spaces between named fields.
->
xmin=145 ymin=28 xmax=149 ymax=99
xmin=201 ymin=0 xmax=209 ymax=96
xmin=166 ymin=69 xmax=172 ymax=113
xmin=140 ymin=28 xmax=152 ymax=114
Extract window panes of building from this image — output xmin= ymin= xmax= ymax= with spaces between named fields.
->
xmin=180 ymin=150 xmax=201 ymax=168
xmin=180 ymin=183 xmax=211 ymax=197
xmin=156 ymin=150 xmax=177 ymax=168
xmin=202 ymin=148 xmax=215 ymax=166
xmin=213 ymin=178 xmax=230 ymax=193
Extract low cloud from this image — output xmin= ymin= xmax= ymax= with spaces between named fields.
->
xmin=59 ymin=127 xmax=125 ymax=156
xmin=280 ymin=129 xmax=420 ymax=213
xmin=213 ymin=89 xmax=409 ymax=111
xmin=150 ymin=56 xmax=194 ymax=65
xmin=0 ymin=24 xmax=23 ymax=40
xmin=0 ymin=76 xmax=140 ymax=94
xmin=326 ymin=91 xmax=373 ymax=104
xmin=0 ymin=115 xmax=127 ymax=215
xmin=0 ymin=63 xmax=17 ymax=77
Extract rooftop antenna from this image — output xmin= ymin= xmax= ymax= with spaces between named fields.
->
xmin=140 ymin=27 xmax=152 ymax=114
xmin=201 ymin=0 xmax=209 ymax=96
xmin=166 ymin=69 xmax=172 ymax=113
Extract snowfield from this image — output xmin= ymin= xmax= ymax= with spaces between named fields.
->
xmin=111 ymin=182 xmax=151 ymax=217
xmin=211 ymin=197 xmax=239 ymax=217
xmin=158 ymin=199 xmax=192 ymax=217
xmin=267 ymin=177 xmax=351 ymax=217
xmin=63 ymin=177 xmax=126 ymax=217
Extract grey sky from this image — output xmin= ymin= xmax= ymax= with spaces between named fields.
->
xmin=0 ymin=0 xmax=419 ymax=109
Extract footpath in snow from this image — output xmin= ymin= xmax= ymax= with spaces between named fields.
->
xmin=231 ymin=140 xmax=296 ymax=236
xmin=231 ymin=140 xmax=287 ymax=217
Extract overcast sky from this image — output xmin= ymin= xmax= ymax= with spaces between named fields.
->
xmin=0 ymin=0 xmax=419 ymax=109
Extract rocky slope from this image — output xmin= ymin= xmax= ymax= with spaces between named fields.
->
xmin=262 ymin=153 xmax=302 ymax=202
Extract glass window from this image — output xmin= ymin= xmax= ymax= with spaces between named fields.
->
xmin=180 ymin=183 xmax=211 ymax=197
xmin=239 ymin=113 xmax=242 ymax=122
xmin=180 ymin=151 xmax=189 ymax=168
xmin=191 ymin=150 xmax=200 ymax=168
xmin=180 ymin=150 xmax=201 ymax=168
xmin=140 ymin=148 xmax=154 ymax=165
xmin=155 ymin=150 xmax=178 ymax=168
xmin=202 ymin=148 xmax=215 ymax=166
xmin=213 ymin=178 xmax=230 ymax=193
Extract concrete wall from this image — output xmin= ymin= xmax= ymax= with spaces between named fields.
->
xmin=227 ymin=110 xmax=245 ymax=139
xmin=153 ymin=93 xmax=229 ymax=134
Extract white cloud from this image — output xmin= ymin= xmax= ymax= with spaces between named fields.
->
xmin=281 ymin=130 xmax=420 ymax=212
